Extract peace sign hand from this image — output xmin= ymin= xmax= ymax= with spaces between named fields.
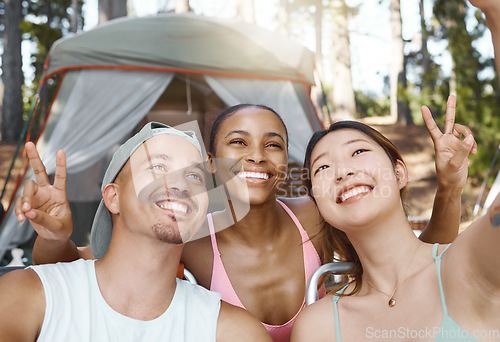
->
xmin=421 ymin=95 xmax=477 ymax=191
xmin=14 ymin=142 xmax=73 ymax=242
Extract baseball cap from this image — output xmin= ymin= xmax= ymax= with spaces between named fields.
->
xmin=90 ymin=122 xmax=203 ymax=259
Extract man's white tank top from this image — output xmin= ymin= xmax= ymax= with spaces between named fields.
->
xmin=29 ymin=259 xmax=221 ymax=341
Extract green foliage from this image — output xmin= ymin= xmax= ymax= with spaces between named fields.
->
xmin=21 ymin=20 xmax=63 ymax=81
xmin=13 ymin=0 xmax=84 ymax=133
xmin=21 ymin=0 xmax=84 ymax=84
xmin=354 ymin=91 xmax=390 ymax=118
xmin=404 ymin=0 xmax=500 ymax=183
xmin=435 ymin=0 xmax=499 ymax=181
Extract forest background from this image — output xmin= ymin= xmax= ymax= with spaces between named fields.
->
xmin=0 ymin=0 xmax=499 ymax=227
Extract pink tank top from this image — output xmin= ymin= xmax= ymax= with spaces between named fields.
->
xmin=208 ymin=199 xmax=324 ymax=342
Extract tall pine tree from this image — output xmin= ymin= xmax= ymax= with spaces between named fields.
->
xmin=1 ymin=0 xmax=23 ymax=144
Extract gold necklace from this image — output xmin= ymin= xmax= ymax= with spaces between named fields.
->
xmin=362 ymin=243 xmax=422 ymax=308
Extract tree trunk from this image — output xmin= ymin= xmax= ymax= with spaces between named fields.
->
xmin=175 ymin=0 xmax=190 ymax=13
xmin=98 ymin=0 xmax=127 ymax=24
xmin=1 ymin=0 xmax=24 ymax=144
xmin=277 ymin=0 xmax=290 ymax=36
xmin=419 ymin=0 xmax=432 ymax=90
xmin=236 ymin=0 xmax=254 ymax=23
xmin=330 ymin=0 xmax=356 ymax=120
xmin=314 ymin=0 xmax=323 ymax=76
xmin=71 ymin=0 xmax=79 ymax=33
xmin=389 ymin=0 xmax=412 ymax=125
xmin=46 ymin=0 xmax=53 ymax=23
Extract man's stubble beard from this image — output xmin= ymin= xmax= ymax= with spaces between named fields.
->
xmin=152 ymin=223 xmax=189 ymax=244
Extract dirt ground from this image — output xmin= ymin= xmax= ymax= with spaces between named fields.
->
xmin=0 ymin=123 xmax=482 ymax=226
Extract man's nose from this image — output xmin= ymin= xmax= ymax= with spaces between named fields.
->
xmin=162 ymin=172 xmax=191 ymax=194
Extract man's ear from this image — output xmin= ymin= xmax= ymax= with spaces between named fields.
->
xmin=207 ymin=152 xmax=216 ymax=174
xmin=102 ymin=183 xmax=120 ymax=215
xmin=395 ymin=160 xmax=409 ymax=189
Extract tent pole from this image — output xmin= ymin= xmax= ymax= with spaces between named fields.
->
xmin=319 ymin=78 xmax=333 ymax=125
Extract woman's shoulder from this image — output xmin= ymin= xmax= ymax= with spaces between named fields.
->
xmin=182 ymin=235 xmax=214 ymax=288
xmin=278 ymin=196 xmax=324 ymax=229
xmin=278 ymin=195 xmax=315 ymax=209
xmin=183 ymin=235 xmax=212 ymax=252
xmin=298 ymin=294 xmax=335 ymax=317
xmin=292 ymin=294 xmax=335 ymax=341
xmin=278 ymin=196 xmax=326 ymax=257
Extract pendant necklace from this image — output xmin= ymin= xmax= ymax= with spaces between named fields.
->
xmin=362 ymin=243 xmax=421 ymax=308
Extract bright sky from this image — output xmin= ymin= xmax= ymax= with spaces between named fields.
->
xmin=347 ymin=0 xmax=494 ymax=94
xmin=79 ymin=0 xmax=495 ymax=96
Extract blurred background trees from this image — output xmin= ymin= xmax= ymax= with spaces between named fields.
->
xmin=0 ymin=0 xmax=498 ymax=183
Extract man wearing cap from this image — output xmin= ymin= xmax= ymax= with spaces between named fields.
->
xmin=0 ymin=122 xmax=270 ymax=341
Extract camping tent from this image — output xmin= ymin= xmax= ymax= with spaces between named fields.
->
xmin=0 ymin=13 xmax=322 ymax=261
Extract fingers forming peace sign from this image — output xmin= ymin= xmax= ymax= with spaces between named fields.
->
xmin=421 ymin=95 xmax=477 ymax=190
xmin=14 ymin=142 xmax=73 ymax=241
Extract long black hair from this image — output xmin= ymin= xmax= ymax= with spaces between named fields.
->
xmin=303 ymin=120 xmax=409 ymax=295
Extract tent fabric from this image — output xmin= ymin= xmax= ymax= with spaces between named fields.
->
xmin=46 ymin=13 xmax=315 ymax=85
xmin=0 ymin=13 xmax=321 ymax=261
xmin=40 ymin=12 xmax=321 ymax=164
xmin=42 ymin=69 xmax=174 ymax=175
xmin=0 ymin=70 xmax=174 ymax=260
xmin=204 ymin=76 xmax=313 ymax=162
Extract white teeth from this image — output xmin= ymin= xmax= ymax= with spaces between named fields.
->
xmin=340 ymin=186 xmax=372 ymax=203
xmin=237 ymin=171 xmax=270 ymax=180
xmin=158 ymin=202 xmax=188 ymax=214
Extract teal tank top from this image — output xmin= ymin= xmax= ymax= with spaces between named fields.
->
xmin=432 ymin=243 xmax=478 ymax=341
xmin=332 ymin=244 xmax=478 ymax=341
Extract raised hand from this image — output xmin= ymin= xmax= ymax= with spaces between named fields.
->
xmin=14 ymin=142 xmax=73 ymax=242
xmin=421 ymin=95 xmax=477 ymax=191
xmin=469 ymin=0 xmax=500 ymax=90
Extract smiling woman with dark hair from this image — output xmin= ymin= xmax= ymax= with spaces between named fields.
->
xmin=291 ymin=99 xmax=499 ymax=342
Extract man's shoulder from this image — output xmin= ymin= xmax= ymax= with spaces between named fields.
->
xmin=0 ymin=268 xmax=44 ymax=311
xmin=28 ymin=259 xmax=94 ymax=295
xmin=176 ymin=278 xmax=221 ymax=301
xmin=171 ymin=279 xmax=222 ymax=340
xmin=0 ymin=267 xmax=42 ymax=291
xmin=0 ymin=268 xmax=45 ymax=340
xmin=29 ymin=258 xmax=93 ymax=277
